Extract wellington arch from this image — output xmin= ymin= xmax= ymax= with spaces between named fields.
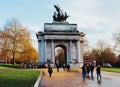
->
xmin=36 ymin=5 xmax=85 ymax=67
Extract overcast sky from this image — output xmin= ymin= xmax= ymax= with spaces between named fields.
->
xmin=0 ymin=0 xmax=120 ymax=50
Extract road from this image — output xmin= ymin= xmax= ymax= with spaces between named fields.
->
xmin=39 ymin=68 xmax=120 ymax=87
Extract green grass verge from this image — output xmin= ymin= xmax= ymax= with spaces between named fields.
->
xmin=0 ymin=65 xmax=9 ymax=69
xmin=0 ymin=64 xmax=40 ymax=87
xmin=0 ymin=64 xmax=20 ymax=69
xmin=102 ymin=67 xmax=120 ymax=73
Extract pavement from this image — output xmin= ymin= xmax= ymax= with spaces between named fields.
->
xmin=38 ymin=68 xmax=120 ymax=87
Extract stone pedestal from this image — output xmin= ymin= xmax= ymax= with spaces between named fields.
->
xmin=44 ymin=23 xmax=77 ymax=32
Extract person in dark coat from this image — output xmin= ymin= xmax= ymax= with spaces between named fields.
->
xmin=56 ymin=63 xmax=59 ymax=72
xmin=86 ymin=63 xmax=90 ymax=77
xmin=96 ymin=65 xmax=101 ymax=80
xmin=67 ymin=64 xmax=70 ymax=71
xmin=90 ymin=63 xmax=94 ymax=77
xmin=81 ymin=63 xmax=87 ymax=80
xmin=48 ymin=65 xmax=53 ymax=77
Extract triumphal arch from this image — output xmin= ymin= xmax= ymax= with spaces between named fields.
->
xmin=36 ymin=5 xmax=85 ymax=67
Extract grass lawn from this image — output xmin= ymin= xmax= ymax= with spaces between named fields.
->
xmin=0 ymin=64 xmax=40 ymax=87
xmin=102 ymin=67 xmax=120 ymax=73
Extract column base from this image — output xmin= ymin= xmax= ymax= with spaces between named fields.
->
xmin=69 ymin=63 xmax=80 ymax=68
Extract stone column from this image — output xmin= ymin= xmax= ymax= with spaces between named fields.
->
xmin=67 ymin=43 xmax=69 ymax=64
xmin=52 ymin=40 xmax=55 ymax=63
xmin=70 ymin=40 xmax=72 ymax=62
xmin=79 ymin=42 xmax=84 ymax=63
xmin=38 ymin=40 xmax=41 ymax=62
xmin=38 ymin=38 xmax=45 ymax=63
xmin=44 ymin=40 xmax=47 ymax=62
xmin=77 ymin=40 xmax=80 ymax=63
xmin=72 ymin=41 xmax=76 ymax=61
xmin=76 ymin=40 xmax=78 ymax=62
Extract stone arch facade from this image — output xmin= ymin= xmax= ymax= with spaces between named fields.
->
xmin=36 ymin=23 xmax=85 ymax=67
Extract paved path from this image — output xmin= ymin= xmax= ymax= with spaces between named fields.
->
xmin=39 ymin=68 xmax=120 ymax=87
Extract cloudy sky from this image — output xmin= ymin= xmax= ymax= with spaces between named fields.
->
xmin=0 ymin=0 xmax=120 ymax=50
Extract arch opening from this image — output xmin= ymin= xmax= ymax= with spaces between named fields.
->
xmin=54 ymin=45 xmax=67 ymax=67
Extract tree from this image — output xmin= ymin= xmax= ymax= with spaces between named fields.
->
xmin=104 ymin=48 xmax=116 ymax=65
xmin=3 ymin=19 xmax=27 ymax=65
xmin=92 ymin=40 xmax=116 ymax=65
xmin=113 ymin=30 xmax=120 ymax=55
xmin=18 ymin=43 xmax=38 ymax=63
xmin=83 ymin=42 xmax=93 ymax=60
xmin=83 ymin=51 xmax=95 ymax=60
xmin=116 ymin=55 xmax=120 ymax=67
xmin=0 ymin=18 xmax=38 ymax=64
xmin=0 ymin=29 xmax=11 ymax=63
xmin=112 ymin=30 xmax=120 ymax=67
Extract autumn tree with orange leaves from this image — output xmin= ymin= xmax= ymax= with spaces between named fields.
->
xmin=0 ymin=19 xmax=38 ymax=65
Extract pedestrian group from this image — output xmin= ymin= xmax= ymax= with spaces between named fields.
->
xmin=47 ymin=62 xmax=101 ymax=82
xmin=81 ymin=62 xmax=101 ymax=81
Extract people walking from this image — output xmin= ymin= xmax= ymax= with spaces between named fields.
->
xmin=81 ymin=63 xmax=87 ymax=80
xmin=56 ymin=63 xmax=59 ymax=72
xmin=96 ymin=65 xmax=101 ymax=80
xmin=63 ymin=64 xmax=66 ymax=71
xmin=67 ymin=64 xmax=70 ymax=71
xmin=90 ymin=63 xmax=94 ymax=77
xmin=86 ymin=63 xmax=90 ymax=77
xmin=48 ymin=65 xmax=53 ymax=77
